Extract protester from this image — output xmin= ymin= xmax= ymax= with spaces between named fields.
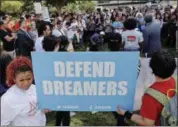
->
xmin=108 ymin=33 xmax=122 ymax=51
xmin=143 ymin=14 xmax=161 ymax=57
xmin=15 ymin=20 xmax=34 ymax=57
xmin=52 ymin=20 xmax=65 ymax=37
xmin=107 ymin=32 xmax=124 ymax=125
xmin=0 ymin=21 xmax=16 ymax=58
xmin=1 ymin=57 xmax=49 ymax=126
xmin=117 ymin=50 xmax=176 ymax=126
xmin=35 ymin=21 xmax=51 ymax=52
xmin=122 ymin=18 xmax=143 ymax=51
xmin=0 ymin=51 xmax=12 ymax=96
xmin=42 ymin=35 xmax=71 ymax=126
xmin=1 ymin=3 xmax=177 ymax=126
xmin=42 ymin=35 xmax=60 ymax=52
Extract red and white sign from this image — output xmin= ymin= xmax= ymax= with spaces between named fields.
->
xmin=127 ymin=36 xmax=136 ymax=42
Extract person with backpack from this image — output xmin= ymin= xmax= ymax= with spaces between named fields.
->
xmin=117 ymin=50 xmax=177 ymax=126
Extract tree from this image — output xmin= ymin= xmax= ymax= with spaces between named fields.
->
xmin=46 ymin=0 xmax=76 ymax=10
xmin=1 ymin=1 xmax=23 ymax=15
xmin=61 ymin=1 xmax=96 ymax=13
xmin=20 ymin=0 xmax=35 ymax=14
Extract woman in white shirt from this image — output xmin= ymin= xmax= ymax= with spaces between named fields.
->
xmin=1 ymin=57 xmax=49 ymax=126
xmin=122 ymin=18 xmax=143 ymax=51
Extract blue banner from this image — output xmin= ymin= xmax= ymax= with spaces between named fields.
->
xmin=31 ymin=52 xmax=139 ymax=111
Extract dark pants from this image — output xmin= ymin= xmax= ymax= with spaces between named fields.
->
xmin=112 ymin=112 xmax=125 ymax=126
xmin=56 ymin=111 xmax=70 ymax=126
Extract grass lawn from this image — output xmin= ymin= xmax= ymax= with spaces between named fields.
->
xmin=46 ymin=112 xmax=117 ymax=126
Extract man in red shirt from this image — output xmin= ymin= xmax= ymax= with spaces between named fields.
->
xmin=117 ymin=50 xmax=176 ymax=126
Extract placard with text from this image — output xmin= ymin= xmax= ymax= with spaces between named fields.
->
xmin=31 ymin=52 xmax=139 ymax=111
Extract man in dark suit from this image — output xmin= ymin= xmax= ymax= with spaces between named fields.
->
xmin=143 ymin=14 xmax=161 ymax=57
xmin=15 ymin=20 xmax=34 ymax=58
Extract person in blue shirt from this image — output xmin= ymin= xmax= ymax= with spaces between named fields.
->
xmin=112 ymin=16 xmax=124 ymax=33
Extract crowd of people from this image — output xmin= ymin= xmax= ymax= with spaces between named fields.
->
xmin=0 ymin=3 xmax=177 ymax=126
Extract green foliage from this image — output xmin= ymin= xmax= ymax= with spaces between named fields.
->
xmin=20 ymin=0 xmax=35 ymax=14
xmin=0 ymin=0 xmax=95 ymax=15
xmin=62 ymin=1 xmax=96 ymax=13
xmin=46 ymin=0 xmax=76 ymax=10
xmin=79 ymin=1 xmax=96 ymax=13
xmin=46 ymin=112 xmax=117 ymax=126
xmin=72 ymin=112 xmax=116 ymax=126
xmin=62 ymin=3 xmax=80 ymax=13
xmin=1 ymin=1 xmax=23 ymax=15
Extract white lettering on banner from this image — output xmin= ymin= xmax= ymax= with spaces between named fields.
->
xmin=54 ymin=81 xmax=64 ymax=95
xmin=84 ymin=62 xmax=92 ymax=77
xmin=107 ymin=81 xmax=117 ymax=95
xmin=75 ymin=62 xmax=83 ymax=77
xmin=104 ymin=62 xmax=115 ymax=77
xmin=54 ymin=61 xmax=115 ymax=78
xmin=118 ymin=81 xmax=128 ymax=95
xmin=98 ymin=82 xmax=106 ymax=96
xmin=50 ymin=61 xmax=128 ymax=97
xmin=65 ymin=81 xmax=73 ymax=95
xmin=73 ymin=81 xmax=83 ymax=95
xmin=42 ymin=81 xmax=128 ymax=96
xmin=43 ymin=80 xmax=53 ymax=95
xmin=93 ymin=62 xmax=103 ymax=77
xmin=66 ymin=62 xmax=74 ymax=77
xmin=83 ymin=81 xmax=97 ymax=95
xmin=54 ymin=62 xmax=65 ymax=77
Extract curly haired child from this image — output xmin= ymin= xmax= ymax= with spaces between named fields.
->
xmin=1 ymin=56 xmax=49 ymax=126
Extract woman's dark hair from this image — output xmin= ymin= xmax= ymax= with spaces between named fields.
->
xmin=42 ymin=35 xmax=60 ymax=51
xmin=163 ymin=12 xmax=170 ymax=22
xmin=65 ymin=21 xmax=71 ymax=27
xmin=2 ymin=15 xmax=8 ymax=21
xmin=0 ymin=53 xmax=12 ymax=87
xmin=58 ymin=35 xmax=69 ymax=51
xmin=37 ymin=21 xmax=49 ymax=36
xmin=124 ymin=18 xmax=137 ymax=30
xmin=25 ymin=14 xmax=31 ymax=20
xmin=149 ymin=51 xmax=176 ymax=79
xmin=155 ymin=13 xmax=162 ymax=20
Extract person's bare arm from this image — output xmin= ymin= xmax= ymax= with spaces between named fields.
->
xmin=131 ymin=113 xmax=155 ymax=126
xmin=118 ymin=106 xmax=155 ymax=126
xmin=4 ymin=35 xmax=16 ymax=42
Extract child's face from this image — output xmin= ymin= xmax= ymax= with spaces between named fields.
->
xmin=14 ymin=71 xmax=33 ymax=90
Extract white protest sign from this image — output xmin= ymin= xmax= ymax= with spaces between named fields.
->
xmin=42 ymin=6 xmax=50 ymax=22
xmin=145 ymin=2 xmax=152 ymax=7
xmin=34 ymin=2 xmax=42 ymax=14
